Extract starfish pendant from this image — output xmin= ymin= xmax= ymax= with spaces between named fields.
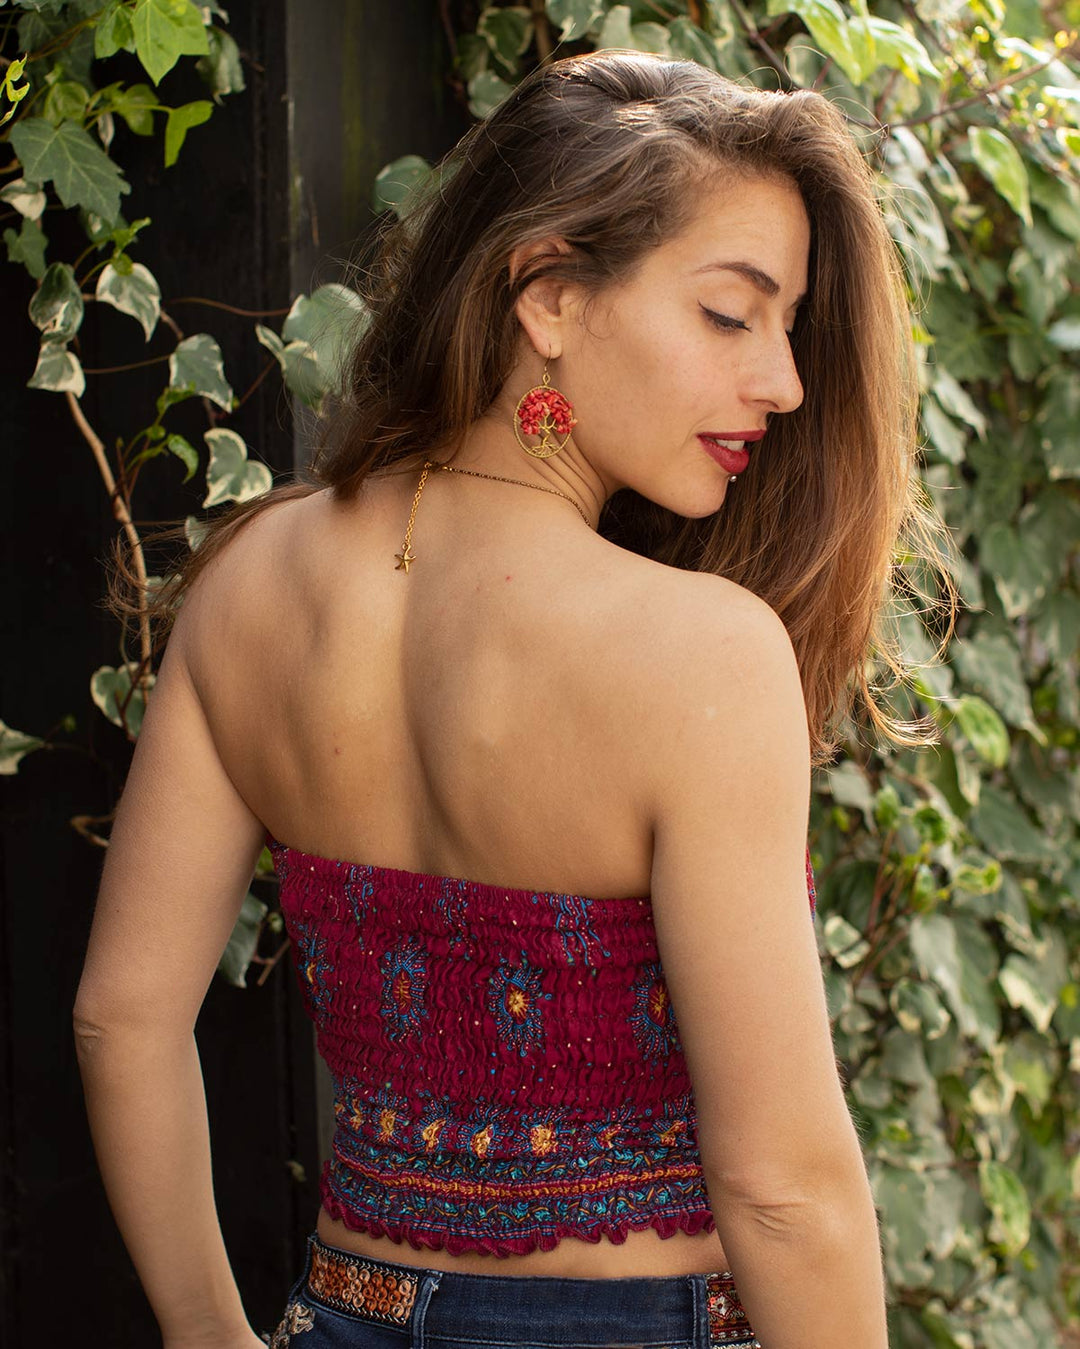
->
xmin=394 ymin=545 xmax=416 ymax=572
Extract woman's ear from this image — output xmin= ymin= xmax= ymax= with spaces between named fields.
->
xmin=508 ymin=236 xmax=578 ymax=361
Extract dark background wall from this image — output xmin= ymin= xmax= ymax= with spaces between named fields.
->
xmin=0 ymin=3 xmax=469 ymax=1343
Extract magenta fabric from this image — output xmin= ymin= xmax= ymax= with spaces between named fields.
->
xmin=268 ymin=834 xmax=818 ymax=1257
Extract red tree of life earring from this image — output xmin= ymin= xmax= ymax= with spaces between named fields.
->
xmin=513 ymin=359 xmax=578 ymax=459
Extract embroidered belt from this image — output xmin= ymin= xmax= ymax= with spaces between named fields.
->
xmin=705 ymin=1270 xmax=761 ymax=1346
xmin=305 ymin=1239 xmax=418 ymax=1326
xmin=300 ymin=1238 xmax=760 ymax=1346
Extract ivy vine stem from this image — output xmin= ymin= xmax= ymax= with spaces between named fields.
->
xmin=64 ymin=391 xmax=153 ymax=682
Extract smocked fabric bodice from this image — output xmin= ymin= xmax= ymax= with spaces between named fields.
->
xmin=268 ymin=834 xmax=817 ymax=1256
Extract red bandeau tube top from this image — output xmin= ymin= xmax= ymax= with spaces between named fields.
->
xmin=267 ymin=833 xmax=817 ymax=1257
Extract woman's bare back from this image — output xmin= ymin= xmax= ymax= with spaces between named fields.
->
xmin=182 ymin=464 xmax=739 ymax=1275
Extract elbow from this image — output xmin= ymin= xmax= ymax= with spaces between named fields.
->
xmin=72 ymin=998 xmax=110 ymax=1066
xmin=706 ymin=1161 xmax=875 ymax=1242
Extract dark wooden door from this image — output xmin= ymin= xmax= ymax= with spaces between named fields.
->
xmin=0 ymin=3 xmax=468 ymax=1343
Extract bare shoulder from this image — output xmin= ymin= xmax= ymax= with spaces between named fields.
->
xmin=168 ymin=486 xmax=326 ymax=659
xmin=586 ymin=553 xmax=805 ymax=749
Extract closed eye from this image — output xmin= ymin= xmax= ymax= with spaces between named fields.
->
xmin=700 ymin=304 xmax=748 ymax=333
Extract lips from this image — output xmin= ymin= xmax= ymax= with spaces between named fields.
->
xmin=698 ymin=434 xmax=750 ymax=475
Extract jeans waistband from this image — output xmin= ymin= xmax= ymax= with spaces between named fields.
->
xmin=297 ymin=1234 xmax=761 ymax=1347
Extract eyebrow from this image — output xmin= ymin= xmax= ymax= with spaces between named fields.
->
xmin=694 ymin=260 xmax=807 ymax=305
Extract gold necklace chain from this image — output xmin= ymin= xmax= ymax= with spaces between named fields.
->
xmin=394 ymin=459 xmax=592 ymax=572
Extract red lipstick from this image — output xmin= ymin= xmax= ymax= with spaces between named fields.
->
xmin=698 ymin=430 xmax=765 ymax=475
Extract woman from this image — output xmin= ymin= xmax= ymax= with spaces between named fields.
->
xmin=75 ymin=48 xmax=951 ymax=1349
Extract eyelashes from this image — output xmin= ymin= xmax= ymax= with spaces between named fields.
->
xmin=700 ymin=303 xmax=799 ymax=338
xmin=700 ymin=304 xmax=748 ymax=333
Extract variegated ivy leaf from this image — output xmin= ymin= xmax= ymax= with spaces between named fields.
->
xmin=28 ymin=342 xmax=85 ymax=396
xmin=0 ymin=177 xmax=47 ymax=220
xmin=29 ymin=262 xmax=83 ymax=344
xmin=217 ymin=890 xmax=268 ymax=988
xmin=90 ymin=664 xmax=156 ymax=738
xmin=169 ymin=332 xmax=233 ymax=409
xmin=96 ymin=261 xmax=161 ymax=340
xmin=0 ymin=719 xmax=45 ymax=775
xmin=202 ymin=428 xmax=272 ymax=508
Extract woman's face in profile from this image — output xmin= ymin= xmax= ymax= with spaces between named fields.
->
xmin=563 ymin=171 xmax=809 ymax=516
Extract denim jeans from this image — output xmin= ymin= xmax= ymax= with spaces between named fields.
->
xmin=263 ymin=1235 xmax=761 ymax=1349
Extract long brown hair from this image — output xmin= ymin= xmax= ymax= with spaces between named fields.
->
xmin=123 ymin=49 xmax=956 ymax=765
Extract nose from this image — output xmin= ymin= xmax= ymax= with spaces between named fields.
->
xmin=748 ymin=330 xmax=804 ymax=416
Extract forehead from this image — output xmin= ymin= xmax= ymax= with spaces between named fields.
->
xmin=650 ymin=173 xmax=810 ymax=292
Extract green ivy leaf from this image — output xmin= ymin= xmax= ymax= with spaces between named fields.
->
xmin=255 ymin=324 xmax=323 ymax=408
xmin=0 ymin=718 xmax=45 ymax=775
xmin=217 ymin=890 xmax=268 ymax=988
xmin=978 ymin=1159 xmax=1031 ymax=1255
xmin=90 ymin=663 xmax=155 ymax=737
xmin=954 ymin=695 xmax=1010 ymax=767
xmin=968 ymin=127 xmax=1032 ymax=226
xmin=184 ymin=513 xmax=209 ymax=551
xmin=196 ymin=26 xmax=245 ymax=98
xmin=94 ymin=1 xmax=137 ymax=59
xmin=281 ymin=283 xmax=366 ymax=393
xmin=666 ymin=16 xmax=722 ymax=69
xmin=950 ymin=625 xmax=1041 ymax=739
xmin=164 ymin=98 xmax=212 ymax=167
xmin=889 ymin=978 xmax=951 ymax=1039
xmin=909 ymin=912 xmax=1000 ymax=1048
xmin=10 ymin=117 xmax=131 ymax=224
xmin=864 ymin=16 xmax=937 ymax=83
xmin=202 ymin=428 xmax=272 ymax=508
xmin=1037 ymin=368 xmax=1080 ymax=480
xmin=970 ymin=783 xmax=1057 ymax=866
xmin=164 ymin=433 xmax=197 ymax=482
xmin=467 ymin=68 xmax=515 ymax=119
xmin=132 ymin=0 xmax=210 ymax=86
xmin=112 ymin=83 xmax=158 ymax=136
xmin=980 ymin=521 xmax=1057 ymax=620
xmin=999 ymin=951 xmax=1065 ymax=1033
xmin=95 ymin=260 xmax=161 ymax=340
xmin=767 ymin=0 xmax=876 ymax=85
xmin=372 ymin=154 xmax=433 ymax=218
xmin=824 ymin=913 xmax=871 ymax=968
xmin=1046 ymin=316 xmax=1080 ymax=350
xmin=597 ymin=5 xmax=633 ymax=48
xmin=42 ymin=79 xmax=89 ymax=127
xmin=1032 ymin=591 xmax=1080 ymax=662
xmin=545 ymin=0 xmax=604 ymax=42
xmin=28 ymin=262 xmax=83 ymax=343
xmin=929 ymin=368 xmax=986 ymax=438
xmin=3 ymin=215 xmax=47 ymax=279
xmin=0 ymin=52 xmax=30 ymax=127
xmin=169 ymin=332 xmax=233 ymax=409
xmin=477 ymin=6 xmax=533 ymax=67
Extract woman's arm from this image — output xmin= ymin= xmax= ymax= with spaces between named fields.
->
xmin=644 ymin=576 xmax=889 ymax=1349
xmin=73 ymin=623 xmax=268 ymax=1349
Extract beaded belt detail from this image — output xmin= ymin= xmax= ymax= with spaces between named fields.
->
xmin=305 ymin=1240 xmax=418 ymax=1326
xmin=300 ymin=1239 xmax=758 ymax=1345
xmin=705 ymin=1271 xmax=761 ymax=1346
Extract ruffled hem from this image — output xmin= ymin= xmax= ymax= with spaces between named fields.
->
xmin=319 ymin=1186 xmax=716 ymax=1258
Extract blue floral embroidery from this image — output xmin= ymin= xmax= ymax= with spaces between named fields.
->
xmin=344 ymin=864 xmax=376 ymax=927
xmin=540 ymin=892 xmax=612 ymax=967
xmin=487 ymin=953 xmax=551 ymax=1057
xmin=379 ymin=936 xmax=429 ymax=1042
xmin=629 ymin=961 xmax=681 ymax=1061
xmin=293 ymin=920 xmax=335 ymax=1025
xmin=434 ymin=876 xmax=474 ymax=957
